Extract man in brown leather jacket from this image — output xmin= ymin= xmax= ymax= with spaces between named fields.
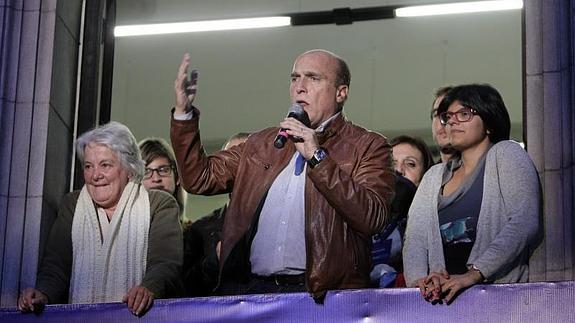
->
xmin=170 ymin=49 xmax=395 ymax=301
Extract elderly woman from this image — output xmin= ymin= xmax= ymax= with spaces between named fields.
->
xmin=403 ymin=84 xmax=541 ymax=304
xmin=18 ymin=122 xmax=183 ymax=316
xmin=139 ymin=138 xmax=187 ymax=227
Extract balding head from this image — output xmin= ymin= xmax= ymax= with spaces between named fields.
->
xmin=296 ymin=49 xmax=351 ymax=88
xmin=290 ymin=49 xmax=351 ymax=127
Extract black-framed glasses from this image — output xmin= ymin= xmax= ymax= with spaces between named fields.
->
xmin=439 ymin=107 xmax=478 ymax=125
xmin=143 ymin=165 xmax=173 ymax=179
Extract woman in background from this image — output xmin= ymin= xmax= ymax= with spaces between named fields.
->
xmin=390 ymin=135 xmax=434 ymax=187
xmin=370 ymin=135 xmax=432 ymax=287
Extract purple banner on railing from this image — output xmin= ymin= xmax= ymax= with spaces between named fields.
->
xmin=2 ymin=282 xmax=574 ymax=322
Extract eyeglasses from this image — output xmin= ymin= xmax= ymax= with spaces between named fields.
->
xmin=439 ymin=107 xmax=478 ymax=125
xmin=143 ymin=165 xmax=173 ymax=179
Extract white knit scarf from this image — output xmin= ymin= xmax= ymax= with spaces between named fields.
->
xmin=69 ymin=181 xmax=150 ymax=304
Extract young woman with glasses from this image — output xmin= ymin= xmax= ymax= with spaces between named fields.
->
xmin=139 ymin=138 xmax=187 ymax=226
xmin=403 ymin=84 xmax=541 ymax=304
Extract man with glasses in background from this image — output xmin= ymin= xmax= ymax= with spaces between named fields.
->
xmin=140 ymin=138 xmax=188 ymax=226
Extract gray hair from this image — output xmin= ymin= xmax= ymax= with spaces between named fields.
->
xmin=76 ymin=121 xmax=144 ymax=180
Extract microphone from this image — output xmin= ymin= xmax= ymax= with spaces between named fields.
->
xmin=273 ymin=103 xmax=311 ymax=149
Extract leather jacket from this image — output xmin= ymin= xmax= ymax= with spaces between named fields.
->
xmin=171 ymin=110 xmax=395 ymax=299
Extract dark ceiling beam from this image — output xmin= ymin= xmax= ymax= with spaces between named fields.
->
xmin=290 ymin=6 xmax=399 ymax=26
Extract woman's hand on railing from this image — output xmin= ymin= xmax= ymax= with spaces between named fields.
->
xmin=123 ymin=285 xmax=155 ymax=316
xmin=18 ymin=288 xmax=48 ymax=313
xmin=417 ymin=270 xmax=450 ymax=303
xmin=440 ymin=268 xmax=484 ymax=304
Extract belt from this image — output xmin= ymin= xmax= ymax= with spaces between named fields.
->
xmin=253 ymin=273 xmax=305 ymax=286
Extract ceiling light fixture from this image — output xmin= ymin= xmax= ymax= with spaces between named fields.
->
xmin=395 ymin=0 xmax=523 ymax=17
xmin=114 ymin=1 xmax=523 ymax=37
xmin=114 ymin=16 xmax=291 ymax=37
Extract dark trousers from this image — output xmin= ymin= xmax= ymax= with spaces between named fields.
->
xmin=216 ymin=274 xmax=307 ymax=296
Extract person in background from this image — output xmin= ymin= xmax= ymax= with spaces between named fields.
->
xmin=390 ymin=135 xmax=434 ymax=187
xmin=18 ymin=122 xmax=183 ymax=316
xmin=183 ymin=132 xmax=250 ymax=296
xmin=403 ymin=84 xmax=541 ymax=304
xmin=430 ymin=86 xmax=457 ymax=163
xmin=170 ymin=49 xmax=394 ymax=301
xmin=370 ymin=174 xmax=416 ymax=288
xmin=370 ymin=135 xmax=432 ymax=287
xmin=139 ymin=138 xmax=188 ymax=227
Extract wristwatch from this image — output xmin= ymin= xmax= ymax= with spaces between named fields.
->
xmin=308 ymin=148 xmax=328 ymax=168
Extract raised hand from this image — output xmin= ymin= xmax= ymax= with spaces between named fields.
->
xmin=174 ymin=53 xmax=199 ymax=115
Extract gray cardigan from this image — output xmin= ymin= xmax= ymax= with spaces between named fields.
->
xmin=403 ymin=141 xmax=541 ymax=287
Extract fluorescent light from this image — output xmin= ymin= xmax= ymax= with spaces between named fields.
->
xmin=395 ymin=0 xmax=523 ymax=17
xmin=114 ymin=16 xmax=291 ymax=37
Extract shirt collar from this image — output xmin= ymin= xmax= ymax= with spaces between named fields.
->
xmin=315 ymin=111 xmax=341 ymax=133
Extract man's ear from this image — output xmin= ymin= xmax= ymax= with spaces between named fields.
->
xmin=336 ymin=85 xmax=349 ymax=104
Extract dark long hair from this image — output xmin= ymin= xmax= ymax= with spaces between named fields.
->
xmin=437 ymin=84 xmax=511 ymax=144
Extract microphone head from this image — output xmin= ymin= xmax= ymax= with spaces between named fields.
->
xmin=274 ymin=103 xmax=311 ymax=149
xmin=288 ymin=103 xmax=304 ymax=114
xmin=287 ymin=103 xmax=311 ymax=127
xmin=274 ymin=133 xmax=288 ymax=149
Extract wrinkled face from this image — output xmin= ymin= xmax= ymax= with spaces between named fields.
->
xmin=142 ymin=156 xmax=177 ymax=195
xmin=290 ymin=51 xmax=348 ymax=128
xmin=393 ymin=143 xmax=425 ymax=187
xmin=445 ymin=101 xmax=489 ymax=150
xmin=431 ymin=95 xmax=450 ymax=149
xmin=83 ymin=143 xmax=129 ymax=209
